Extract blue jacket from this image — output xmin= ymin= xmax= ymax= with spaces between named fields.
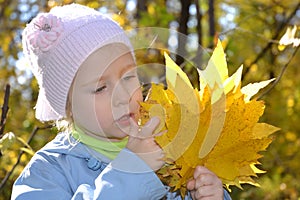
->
xmin=11 ymin=132 xmax=231 ymax=200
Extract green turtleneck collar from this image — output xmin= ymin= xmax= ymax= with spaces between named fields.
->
xmin=72 ymin=126 xmax=128 ymax=160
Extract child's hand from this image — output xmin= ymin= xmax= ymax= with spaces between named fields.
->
xmin=126 ymin=117 xmax=165 ymax=171
xmin=186 ymin=166 xmax=223 ymax=200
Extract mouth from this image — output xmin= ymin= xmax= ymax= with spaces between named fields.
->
xmin=116 ymin=113 xmax=136 ymax=126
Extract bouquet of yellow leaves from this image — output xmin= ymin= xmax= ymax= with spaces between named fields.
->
xmin=139 ymin=40 xmax=279 ymax=197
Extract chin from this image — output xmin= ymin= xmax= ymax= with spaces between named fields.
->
xmin=109 ymin=132 xmax=128 ymax=141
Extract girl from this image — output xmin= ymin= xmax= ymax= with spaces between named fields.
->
xmin=12 ymin=4 xmax=231 ymax=200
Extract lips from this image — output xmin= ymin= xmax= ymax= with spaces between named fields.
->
xmin=116 ymin=113 xmax=136 ymax=126
xmin=118 ymin=114 xmax=131 ymax=121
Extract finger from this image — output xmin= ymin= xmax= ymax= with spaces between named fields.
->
xmin=194 ymin=173 xmax=222 ymax=190
xmin=194 ymin=185 xmax=223 ymax=199
xmin=153 ymin=129 xmax=167 ymax=137
xmin=186 ymin=179 xmax=196 ymax=191
xmin=140 ymin=116 xmax=160 ymax=138
xmin=128 ymin=117 xmax=140 ymax=137
xmin=195 ymin=174 xmax=211 ymax=189
xmin=194 ymin=185 xmax=212 ymax=199
xmin=193 ymin=166 xmax=215 ymax=179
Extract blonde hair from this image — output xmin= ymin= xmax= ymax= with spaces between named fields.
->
xmin=55 ymin=86 xmax=74 ymax=132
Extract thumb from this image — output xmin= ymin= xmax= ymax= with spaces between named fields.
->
xmin=186 ymin=179 xmax=196 ymax=191
xmin=140 ymin=117 xmax=160 ymax=138
xmin=128 ymin=117 xmax=140 ymax=137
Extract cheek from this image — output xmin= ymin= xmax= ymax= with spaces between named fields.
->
xmin=94 ymin=95 xmax=113 ymax=124
xmin=133 ymin=87 xmax=143 ymax=103
xmin=128 ymin=80 xmax=143 ymax=102
xmin=72 ymin=92 xmax=104 ymax=132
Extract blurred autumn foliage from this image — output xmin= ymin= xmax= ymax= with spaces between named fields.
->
xmin=0 ymin=0 xmax=300 ymax=199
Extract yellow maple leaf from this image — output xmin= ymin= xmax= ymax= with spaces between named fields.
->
xmin=139 ymin=39 xmax=279 ymax=196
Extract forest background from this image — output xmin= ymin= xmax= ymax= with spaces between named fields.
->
xmin=0 ymin=0 xmax=299 ymax=199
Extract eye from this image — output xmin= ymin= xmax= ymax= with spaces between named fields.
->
xmin=123 ymin=70 xmax=137 ymax=81
xmin=123 ymin=75 xmax=136 ymax=81
xmin=94 ymin=85 xmax=107 ymax=93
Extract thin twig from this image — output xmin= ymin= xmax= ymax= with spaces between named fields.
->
xmin=0 ymin=124 xmax=53 ymax=191
xmin=257 ymin=45 xmax=300 ymax=100
xmin=242 ymin=2 xmax=300 ymax=78
xmin=0 ymin=84 xmax=11 ymax=137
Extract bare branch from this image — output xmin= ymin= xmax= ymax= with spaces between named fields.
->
xmin=0 ymin=124 xmax=53 ymax=191
xmin=242 ymin=2 xmax=300 ymax=78
xmin=0 ymin=84 xmax=11 ymax=137
xmin=258 ymin=45 xmax=300 ymax=100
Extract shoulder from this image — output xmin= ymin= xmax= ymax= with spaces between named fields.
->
xmin=25 ymin=132 xmax=110 ymax=172
xmin=21 ymin=133 xmax=78 ymax=170
xmin=32 ymin=132 xmax=77 ymax=162
xmin=15 ymin=132 xmax=108 ymax=185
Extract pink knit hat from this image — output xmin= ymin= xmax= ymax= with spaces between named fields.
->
xmin=22 ymin=4 xmax=132 ymax=121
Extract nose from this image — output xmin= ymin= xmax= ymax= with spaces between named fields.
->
xmin=112 ymin=81 xmax=131 ymax=106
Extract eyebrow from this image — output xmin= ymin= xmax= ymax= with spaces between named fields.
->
xmin=120 ymin=64 xmax=136 ymax=75
xmin=80 ymin=76 xmax=104 ymax=87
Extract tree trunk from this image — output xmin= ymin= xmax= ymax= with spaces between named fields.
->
xmin=193 ymin=0 xmax=204 ymax=70
xmin=208 ymin=0 xmax=215 ymax=48
xmin=176 ymin=0 xmax=192 ymax=65
xmin=136 ymin=0 xmax=147 ymax=20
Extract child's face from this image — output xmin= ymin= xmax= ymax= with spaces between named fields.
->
xmin=70 ymin=43 xmax=143 ymax=141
